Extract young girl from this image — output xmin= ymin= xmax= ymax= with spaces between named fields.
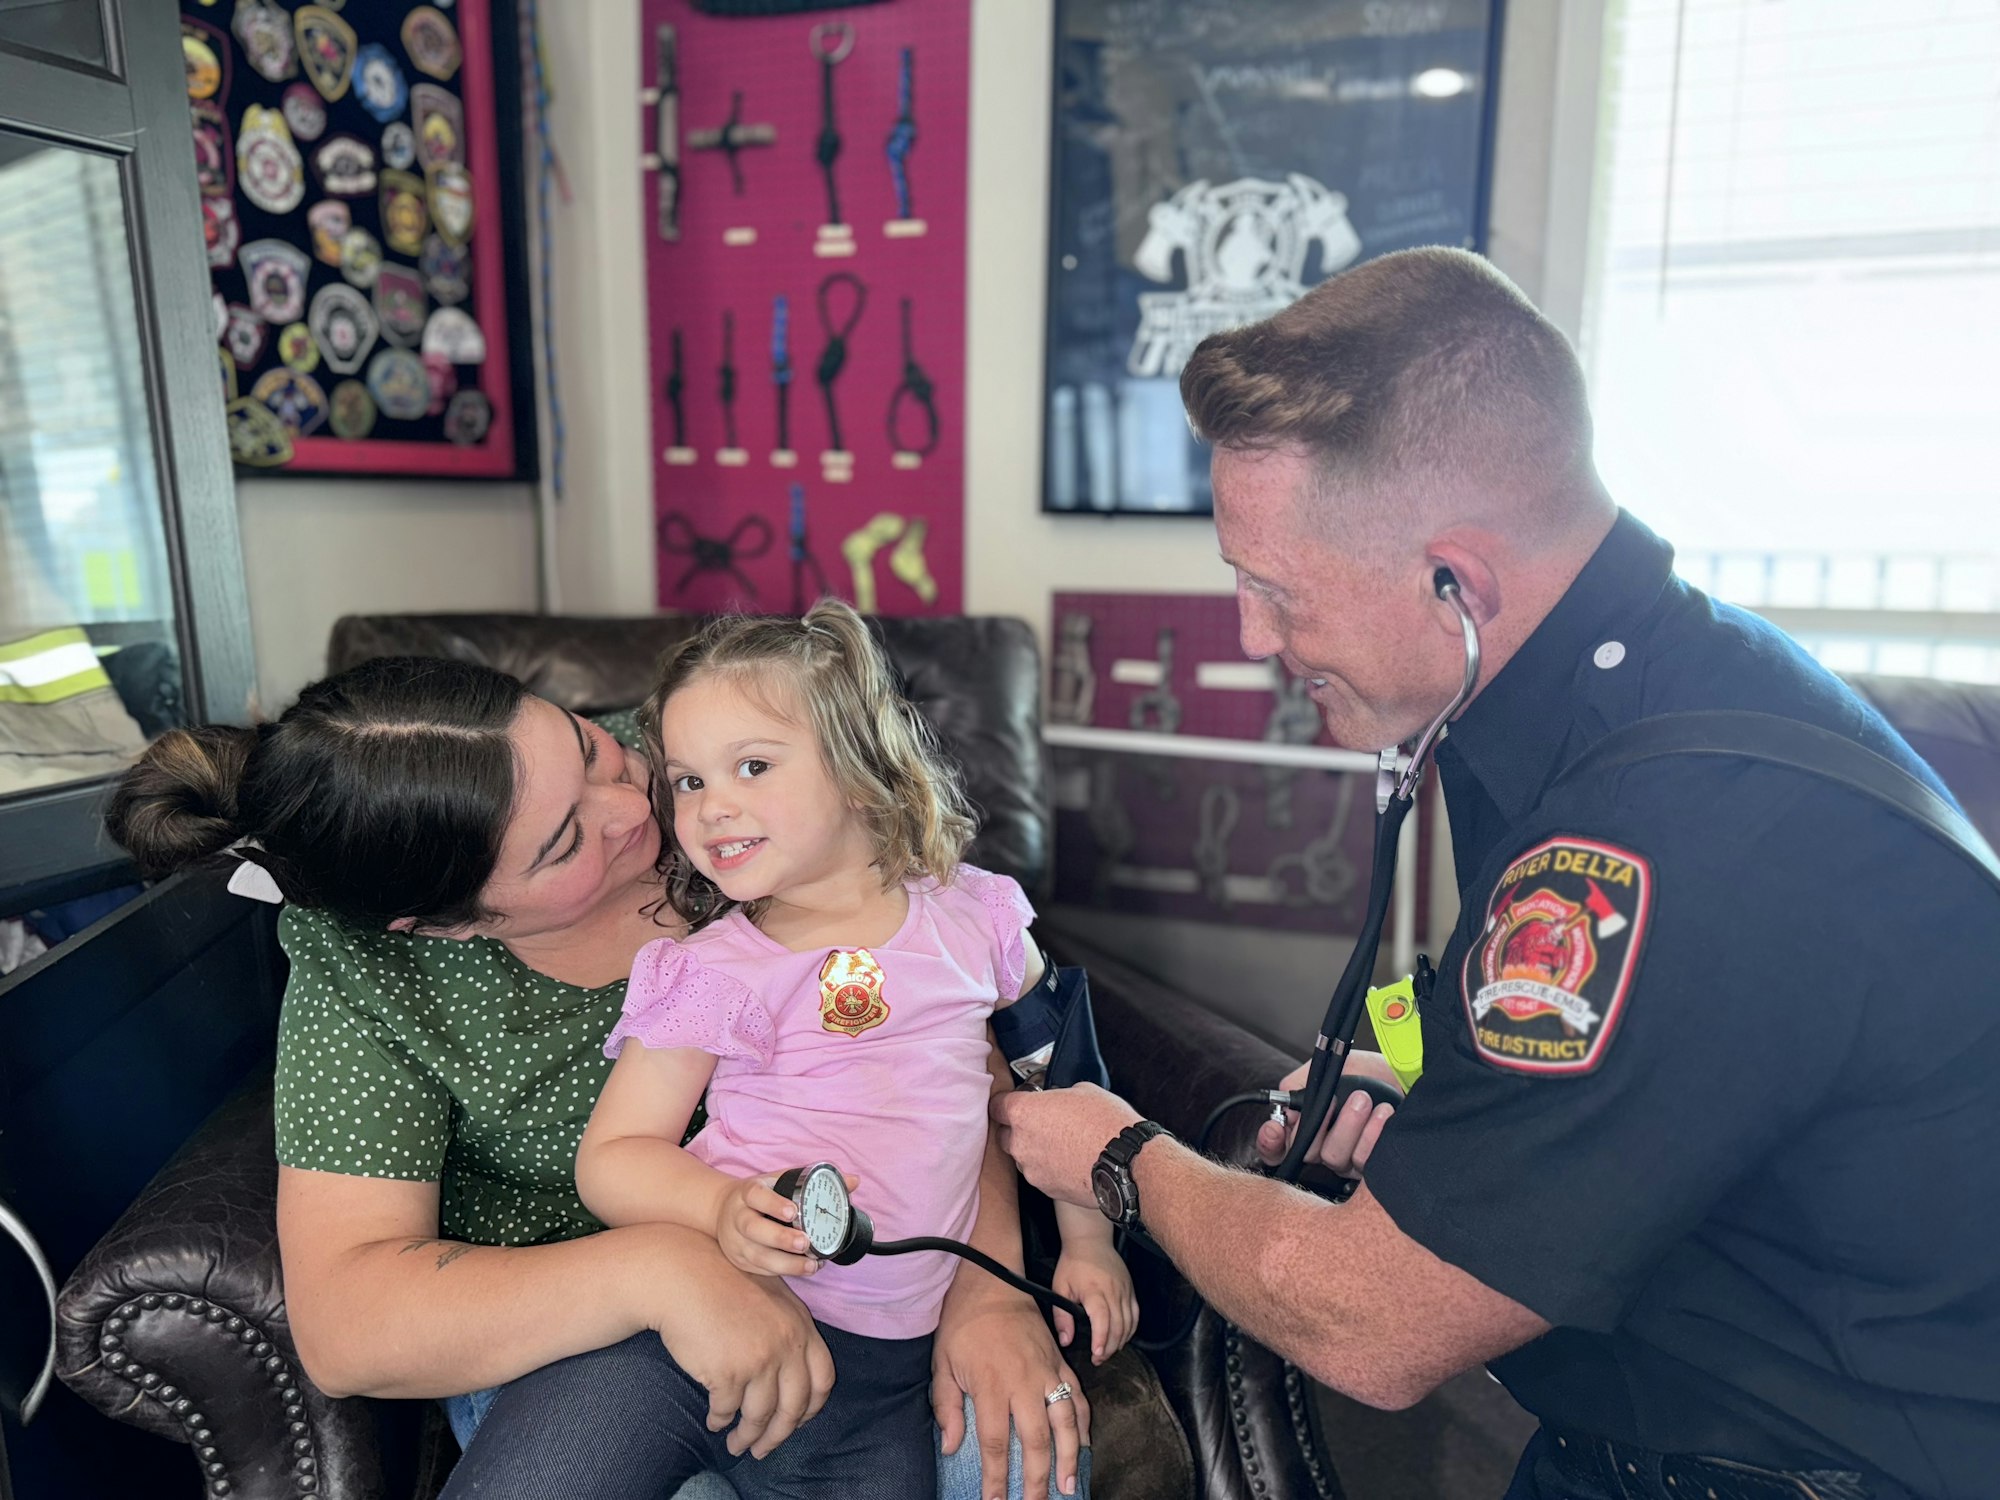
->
xmin=573 ymin=600 xmax=1135 ymax=1496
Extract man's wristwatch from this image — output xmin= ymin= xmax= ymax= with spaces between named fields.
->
xmin=1092 ymin=1121 xmax=1169 ymax=1230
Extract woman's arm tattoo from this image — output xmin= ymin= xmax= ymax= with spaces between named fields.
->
xmin=399 ymin=1237 xmax=477 ymax=1271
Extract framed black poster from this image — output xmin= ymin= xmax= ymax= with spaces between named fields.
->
xmin=1041 ymin=0 xmax=1502 ymax=515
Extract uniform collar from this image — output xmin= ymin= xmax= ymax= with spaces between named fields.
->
xmin=1441 ymin=510 xmax=1676 ymax=824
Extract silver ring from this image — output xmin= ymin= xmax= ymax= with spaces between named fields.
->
xmin=1044 ymin=1381 xmax=1074 ymax=1406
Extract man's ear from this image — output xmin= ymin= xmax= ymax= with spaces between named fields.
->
xmin=1424 ymin=541 xmax=1500 ymax=629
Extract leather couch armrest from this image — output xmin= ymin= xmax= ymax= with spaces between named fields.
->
xmin=1039 ymin=915 xmax=1300 ymax=1159
xmin=56 ymin=1077 xmax=386 ymax=1500
xmin=1039 ymin=917 xmax=1345 ymax=1500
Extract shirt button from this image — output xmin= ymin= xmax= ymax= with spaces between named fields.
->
xmin=1593 ymin=641 xmax=1626 ymax=669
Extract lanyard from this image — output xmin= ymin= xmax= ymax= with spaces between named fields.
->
xmin=885 ymin=46 xmax=917 ymax=221
xmin=789 ymin=482 xmax=831 ymax=615
xmin=815 ymin=271 xmax=866 ymax=454
xmin=772 ymin=294 xmax=793 ymax=453
xmin=658 ymin=512 xmax=772 ymax=598
xmin=718 ymin=310 xmax=739 ymax=451
xmin=811 ymin=23 xmax=853 ymax=227
xmin=664 ymin=327 xmax=687 ymax=449
xmin=888 ymin=296 xmax=939 ymax=456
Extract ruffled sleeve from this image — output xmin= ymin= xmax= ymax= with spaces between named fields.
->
xmin=606 ymin=938 xmax=776 ymax=1066
xmin=950 ymin=864 xmax=1038 ymax=1000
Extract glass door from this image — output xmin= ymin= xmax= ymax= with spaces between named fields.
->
xmin=0 ymin=2 xmax=252 ymax=908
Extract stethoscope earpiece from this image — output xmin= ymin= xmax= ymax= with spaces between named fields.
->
xmin=1434 ymin=566 xmax=1461 ymax=599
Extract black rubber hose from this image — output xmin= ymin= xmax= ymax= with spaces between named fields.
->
xmin=1276 ymin=795 xmax=1412 ymax=1182
xmin=870 ymin=1235 xmax=1090 ymax=1332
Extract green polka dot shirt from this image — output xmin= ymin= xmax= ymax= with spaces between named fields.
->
xmin=273 ymin=908 xmax=627 ymax=1247
xmin=272 ymin=704 xmax=664 ymax=1249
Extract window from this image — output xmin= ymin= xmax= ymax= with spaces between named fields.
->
xmin=1578 ymin=0 xmax=2000 ymax=682
xmin=0 ymin=135 xmax=181 ymax=800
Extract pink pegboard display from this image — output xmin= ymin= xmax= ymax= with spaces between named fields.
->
xmin=1048 ymin=591 xmax=1433 ymax=935
xmin=640 ymin=0 xmax=969 ymax=617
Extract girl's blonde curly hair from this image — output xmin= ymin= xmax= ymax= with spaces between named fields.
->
xmin=640 ymin=598 xmax=978 ymax=926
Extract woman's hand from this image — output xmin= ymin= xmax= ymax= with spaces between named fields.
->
xmin=713 ymin=1172 xmax=844 ymax=1279
xmin=1254 ymin=1052 xmax=1401 ymax=1176
xmin=647 ymin=1234 xmax=836 ymax=1459
xmin=934 ymin=1285 xmax=1089 ymax=1499
xmin=1051 ymin=1239 xmax=1140 ymax=1366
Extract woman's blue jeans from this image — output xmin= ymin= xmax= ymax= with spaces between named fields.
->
xmin=444 ymin=1361 xmax=1092 ymax=1500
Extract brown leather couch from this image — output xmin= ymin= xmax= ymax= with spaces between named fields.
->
xmin=54 ymin=612 xmax=1343 ymax=1500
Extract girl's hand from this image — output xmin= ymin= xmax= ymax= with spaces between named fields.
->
xmin=713 ymin=1173 xmax=828 ymax=1278
xmin=1051 ymin=1240 xmax=1140 ymax=1365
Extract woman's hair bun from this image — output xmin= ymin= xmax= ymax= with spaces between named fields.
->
xmin=103 ymin=724 xmax=260 ymax=878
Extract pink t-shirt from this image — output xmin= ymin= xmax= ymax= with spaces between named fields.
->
xmin=605 ymin=864 xmax=1034 ymax=1340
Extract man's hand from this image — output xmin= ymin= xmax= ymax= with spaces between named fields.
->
xmin=1254 ymin=1056 xmax=1400 ymax=1176
xmin=990 ymin=1083 xmax=1143 ymax=1208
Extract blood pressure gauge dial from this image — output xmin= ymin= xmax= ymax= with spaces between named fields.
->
xmin=773 ymin=1162 xmax=874 ymax=1265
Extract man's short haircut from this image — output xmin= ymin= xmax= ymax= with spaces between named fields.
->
xmin=1179 ymin=247 xmax=1600 ymax=548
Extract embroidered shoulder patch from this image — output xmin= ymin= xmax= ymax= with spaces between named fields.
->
xmin=1462 ymin=836 xmax=1653 ymax=1076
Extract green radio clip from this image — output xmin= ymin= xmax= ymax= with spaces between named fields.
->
xmin=1365 ymin=974 xmax=1424 ymax=1092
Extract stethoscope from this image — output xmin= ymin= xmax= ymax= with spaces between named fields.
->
xmin=1263 ymin=567 xmax=1481 ymax=1183
xmin=766 ymin=570 xmax=1483 ymax=1337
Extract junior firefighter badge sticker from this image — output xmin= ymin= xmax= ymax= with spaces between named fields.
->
xmin=1462 ymin=837 xmax=1653 ymax=1076
xmin=819 ymin=949 xmax=890 ymax=1038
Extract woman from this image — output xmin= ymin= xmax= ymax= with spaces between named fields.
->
xmin=105 ymin=656 xmax=1089 ymax=1499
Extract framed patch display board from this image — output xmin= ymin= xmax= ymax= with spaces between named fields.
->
xmin=1042 ymin=0 xmax=1502 ymax=515
xmin=639 ymin=0 xmax=970 ymax=618
xmin=181 ymin=0 xmax=536 ymax=477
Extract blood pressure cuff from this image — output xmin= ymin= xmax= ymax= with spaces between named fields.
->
xmin=992 ymin=964 xmax=1111 ymax=1093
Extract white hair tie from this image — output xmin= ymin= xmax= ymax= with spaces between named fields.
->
xmin=223 ymin=837 xmax=285 ymax=905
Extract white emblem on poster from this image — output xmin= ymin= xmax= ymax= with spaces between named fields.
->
xmin=1127 ymin=173 xmax=1361 ymax=378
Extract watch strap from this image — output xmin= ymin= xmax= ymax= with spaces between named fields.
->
xmin=1102 ymin=1120 xmax=1169 ymax=1170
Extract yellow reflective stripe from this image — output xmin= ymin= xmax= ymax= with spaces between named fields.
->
xmin=0 ymin=627 xmax=92 ymax=666
xmin=0 ymin=666 xmax=111 ymax=704
xmin=0 ymin=628 xmax=112 ymax=703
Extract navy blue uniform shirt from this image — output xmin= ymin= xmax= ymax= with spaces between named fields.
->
xmin=1364 ymin=512 xmax=2000 ymax=1499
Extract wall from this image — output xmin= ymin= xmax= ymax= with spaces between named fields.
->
xmin=235 ymin=478 xmax=538 ymax=710
xmin=534 ymin=0 xmax=656 ymax=621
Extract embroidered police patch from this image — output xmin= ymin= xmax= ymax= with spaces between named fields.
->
xmin=1462 ymin=836 xmax=1652 ymax=1076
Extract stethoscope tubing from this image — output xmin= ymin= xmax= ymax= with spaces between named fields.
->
xmin=1277 ymin=577 xmax=1481 ymax=1184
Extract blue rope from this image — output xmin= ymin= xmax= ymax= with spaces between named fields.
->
xmin=522 ymin=0 xmax=564 ymax=502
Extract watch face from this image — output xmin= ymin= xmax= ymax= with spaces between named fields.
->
xmin=796 ymin=1164 xmax=852 ymax=1258
xmin=1091 ymin=1164 xmax=1126 ymax=1223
